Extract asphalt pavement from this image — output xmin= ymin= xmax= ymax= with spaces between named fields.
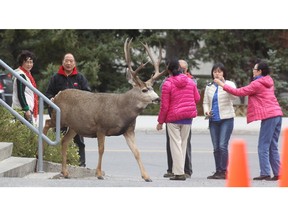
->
xmin=0 ymin=115 xmax=287 ymax=187
xmin=1 ymin=115 xmax=287 ymax=216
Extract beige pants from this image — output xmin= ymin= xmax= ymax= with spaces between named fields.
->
xmin=167 ymin=123 xmax=191 ymax=175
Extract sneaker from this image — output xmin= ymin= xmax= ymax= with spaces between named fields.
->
xmin=170 ymin=174 xmax=186 ymax=181
xmin=207 ymin=171 xmax=223 ymax=179
xmin=266 ymin=176 xmax=279 ymax=181
xmin=163 ymin=172 xmax=174 ymax=178
xmin=253 ymin=175 xmax=271 ymax=180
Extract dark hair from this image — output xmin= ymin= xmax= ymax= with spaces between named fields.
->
xmin=17 ymin=50 xmax=36 ymax=66
xmin=257 ymin=61 xmax=270 ymax=76
xmin=211 ymin=62 xmax=227 ymax=79
xmin=167 ymin=59 xmax=181 ymax=76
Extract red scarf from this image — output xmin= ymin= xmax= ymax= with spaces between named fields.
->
xmin=20 ymin=66 xmax=38 ymax=118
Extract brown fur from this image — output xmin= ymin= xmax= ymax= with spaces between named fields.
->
xmin=43 ymin=86 xmax=160 ymax=181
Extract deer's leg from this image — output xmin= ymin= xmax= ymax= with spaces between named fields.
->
xmin=61 ymin=128 xmax=77 ymax=178
xmin=43 ymin=119 xmax=51 ymax=136
xmin=123 ymin=130 xmax=152 ymax=182
xmin=96 ymin=133 xmax=105 ymax=180
xmin=40 ymin=119 xmax=53 ymax=159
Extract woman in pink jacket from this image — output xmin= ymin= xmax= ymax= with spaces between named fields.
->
xmin=215 ymin=61 xmax=283 ymax=181
xmin=156 ymin=59 xmax=200 ymax=181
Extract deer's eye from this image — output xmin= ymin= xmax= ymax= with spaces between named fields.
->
xmin=142 ymin=89 xmax=148 ymax=93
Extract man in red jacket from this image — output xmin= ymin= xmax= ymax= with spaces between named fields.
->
xmin=45 ymin=53 xmax=91 ymax=167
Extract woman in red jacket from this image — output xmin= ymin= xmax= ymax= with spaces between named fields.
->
xmin=156 ymin=59 xmax=200 ymax=180
xmin=215 ymin=61 xmax=283 ymax=181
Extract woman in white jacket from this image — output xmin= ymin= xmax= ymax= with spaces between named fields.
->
xmin=12 ymin=50 xmax=38 ymax=124
xmin=203 ymin=63 xmax=237 ymax=179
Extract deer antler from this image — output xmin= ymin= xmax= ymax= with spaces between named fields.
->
xmin=124 ymin=38 xmax=149 ymax=87
xmin=142 ymin=42 xmax=168 ymax=86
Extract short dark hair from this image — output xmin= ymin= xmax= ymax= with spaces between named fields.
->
xmin=211 ymin=62 xmax=227 ymax=79
xmin=17 ymin=50 xmax=36 ymax=66
xmin=257 ymin=61 xmax=270 ymax=76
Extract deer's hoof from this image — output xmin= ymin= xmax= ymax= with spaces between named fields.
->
xmin=60 ymin=171 xmax=69 ymax=179
xmin=145 ymin=178 xmax=152 ymax=182
xmin=97 ymin=176 xmax=104 ymax=180
xmin=95 ymin=170 xmax=105 ymax=177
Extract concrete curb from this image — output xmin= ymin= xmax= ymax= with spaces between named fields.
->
xmin=135 ymin=116 xmax=288 ymax=134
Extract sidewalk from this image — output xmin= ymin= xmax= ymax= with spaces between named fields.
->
xmin=135 ymin=115 xmax=288 ymax=134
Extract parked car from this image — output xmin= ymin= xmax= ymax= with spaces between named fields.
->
xmin=0 ymin=73 xmax=13 ymax=106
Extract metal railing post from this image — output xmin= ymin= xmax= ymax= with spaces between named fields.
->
xmin=37 ymin=97 xmax=44 ymax=172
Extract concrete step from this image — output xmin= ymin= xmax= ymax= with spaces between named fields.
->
xmin=24 ymin=172 xmax=61 ymax=179
xmin=0 ymin=157 xmax=36 ymax=177
xmin=0 ymin=142 xmax=13 ymax=162
xmin=42 ymin=161 xmax=97 ymax=178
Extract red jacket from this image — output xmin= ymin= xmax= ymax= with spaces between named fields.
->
xmin=223 ymin=75 xmax=283 ymax=123
xmin=158 ymin=74 xmax=200 ymax=124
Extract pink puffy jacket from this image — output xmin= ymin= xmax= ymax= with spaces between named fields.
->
xmin=223 ymin=75 xmax=283 ymax=123
xmin=157 ymin=74 xmax=200 ymax=124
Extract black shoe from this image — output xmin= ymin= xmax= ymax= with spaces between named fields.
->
xmin=253 ymin=175 xmax=271 ymax=180
xmin=163 ymin=172 xmax=174 ymax=178
xmin=79 ymin=162 xmax=86 ymax=167
xmin=266 ymin=176 xmax=279 ymax=181
xmin=185 ymin=173 xmax=191 ymax=178
xmin=170 ymin=174 xmax=186 ymax=181
xmin=217 ymin=171 xmax=226 ymax=179
xmin=207 ymin=171 xmax=225 ymax=179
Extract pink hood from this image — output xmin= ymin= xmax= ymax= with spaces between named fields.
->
xmin=157 ymin=74 xmax=200 ymax=124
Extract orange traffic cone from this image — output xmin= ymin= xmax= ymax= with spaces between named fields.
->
xmin=279 ymin=127 xmax=288 ymax=187
xmin=226 ymin=139 xmax=250 ymax=187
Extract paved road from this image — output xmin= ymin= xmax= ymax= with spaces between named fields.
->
xmin=83 ymin=131 xmax=282 ymax=187
xmin=1 ymin=115 xmax=287 ymax=187
xmin=1 ymin=116 xmax=287 ymax=215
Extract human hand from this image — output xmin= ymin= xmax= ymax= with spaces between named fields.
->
xmin=214 ymin=78 xmax=225 ymax=87
xmin=25 ymin=110 xmax=32 ymax=120
xmin=204 ymin=111 xmax=213 ymax=119
xmin=156 ymin=123 xmax=163 ymax=131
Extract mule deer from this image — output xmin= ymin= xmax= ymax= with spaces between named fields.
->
xmin=43 ymin=38 xmax=167 ymax=182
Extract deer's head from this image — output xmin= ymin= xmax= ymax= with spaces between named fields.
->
xmin=124 ymin=38 xmax=167 ymax=104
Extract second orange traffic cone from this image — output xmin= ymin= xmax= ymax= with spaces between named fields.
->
xmin=279 ymin=127 xmax=288 ymax=187
xmin=226 ymin=139 xmax=250 ymax=187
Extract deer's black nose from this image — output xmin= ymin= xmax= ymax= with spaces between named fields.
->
xmin=152 ymin=98 xmax=161 ymax=104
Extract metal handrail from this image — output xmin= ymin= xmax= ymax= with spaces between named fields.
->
xmin=0 ymin=59 xmax=61 ymax=172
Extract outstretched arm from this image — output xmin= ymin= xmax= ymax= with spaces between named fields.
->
xmin=214 ymin=78 xmax=256 ymax=97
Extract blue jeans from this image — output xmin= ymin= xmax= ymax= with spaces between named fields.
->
xmin=258 ymin=116 xmax=282 ymax=176
xmin=209 ymin=118 xmax=234 ymax=172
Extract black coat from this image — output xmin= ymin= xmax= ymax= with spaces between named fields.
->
xmin=45 ymin=72 xmax=91 ymax=99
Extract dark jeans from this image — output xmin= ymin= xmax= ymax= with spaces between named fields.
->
xmin=258 ymin=116 xmax=281 ymax=176
xmin=209 ymin=118 xmax=234 ymax=172
xmin=166 ymin=126 xmax=192 ymax=175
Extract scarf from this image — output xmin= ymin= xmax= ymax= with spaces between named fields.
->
xmin=20 ymin=66 xmax=38 ymax=118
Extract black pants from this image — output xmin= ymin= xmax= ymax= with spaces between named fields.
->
xmin=73 ymin=134 xmax=86 ymax=167
xmin=165 ymin=126 xmax=193 ymax=175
